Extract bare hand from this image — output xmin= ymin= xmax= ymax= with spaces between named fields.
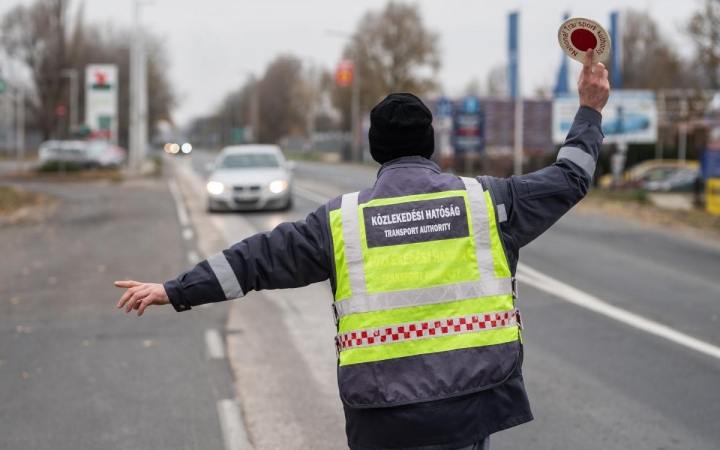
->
xmin=115 ymin=280 xmax=170 ymax=316
xmin=578 ymin=49 xmax=610 ymax=113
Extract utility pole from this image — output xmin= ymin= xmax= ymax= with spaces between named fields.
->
xmin=15 ymin=88 xmax=24 ymax=166
xmin=60 ymin=69 xmax=79 ymax=135
xmin=678 ymin=96 xmax=688 ymax=164
xmin=304 ymin=59 xmax=317 ymax=152
xmin=129 ymin=0 xmax=150 ymax=174
xmin=326 ymin=30 xmax=363 ymax=162
xmin=250 ymin=77 xmax=260 ymax=144
xmin=351 ymin=54 xmax=361 ymax=162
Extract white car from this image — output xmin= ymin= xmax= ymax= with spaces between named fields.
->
xmin=206 ymin=145 xmax=294 ymax=212
xmin=38 ymin=140 xmax=89 ymax=166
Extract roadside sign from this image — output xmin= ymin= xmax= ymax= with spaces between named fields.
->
xmin=701 ymin=150 xmax=720 ymax=180
xmin=57 ymin=104 xmax=67 ymax=118
xmin=453 ymin=96 xmax=484 ymax=154
xmin=335 ymin=60 xmax=354 ymax=87
xmin=557 ymin=17 xmax=611 ymax=64
xmin=0 ymin=78 xmax=7 ymax=94
xmin=553 ymin=91 xmax=657 ymax=144
xmin=436 ymin=97 xmax=453 ymax=117
xmin=85 ymin=64 xmax=118 ymax=144
xmin=707 ymin=178 xmax=720 ymax=216
xmin=462 ymin=96 xmax=480 ymax=114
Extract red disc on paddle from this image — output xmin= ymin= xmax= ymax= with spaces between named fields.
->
xmin=557 ymin=17 xmax=611 ymax=64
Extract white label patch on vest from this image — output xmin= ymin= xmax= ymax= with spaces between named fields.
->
xmin=363 ymin=196 xmax=470 ymax=248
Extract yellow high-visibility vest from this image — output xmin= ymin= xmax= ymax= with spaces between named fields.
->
xmin=330 ymin=177 xmax=522 ymax=408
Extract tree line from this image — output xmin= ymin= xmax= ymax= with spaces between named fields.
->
xmin=2 ymin=0 xmax=719 ymax=149
xmin=192 ymin=0 xmax=720 ymax=148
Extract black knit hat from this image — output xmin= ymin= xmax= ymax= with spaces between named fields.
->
xmin=369 ymin=93 xmax=434 ymax=164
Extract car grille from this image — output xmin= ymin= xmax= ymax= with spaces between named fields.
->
xmin=233 ymin=185 xmax=261 ymax=192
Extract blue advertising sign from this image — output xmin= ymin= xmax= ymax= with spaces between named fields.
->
xmin=454 ymin=97 xmax=484 ymax=154
xmin=462 ymin=96 xmax=481 ymax=114
xmin=701 ymin=150 xmax=720 ymax=180
xmin=436 ymin=97 xmax=453 ymax=117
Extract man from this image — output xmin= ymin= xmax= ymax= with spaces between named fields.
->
xmin=116 ymin=49 xmax=609 ymax=450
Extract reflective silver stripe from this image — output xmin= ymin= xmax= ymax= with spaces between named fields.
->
xmin=207 ymin=252 xmax=244 ymax=300
xmin=460 ymin=177 xmax=495 ymax=280
xmin=497 ymin=204 xmax=507 ymax=223
xmin=337 ymin=308 xmax=517 ymax=351
xmin=334 ymin=277 xmax=513 ymax=319
xmin=557 ymin=146 xmax=596 ymax=178
xmin=341 ymin=192 xmax=367 ymax=296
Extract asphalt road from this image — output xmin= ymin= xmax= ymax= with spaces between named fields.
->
xmin=0 ymin=177 xmax=245 ymax=450
xmin=183 ymin=148 xmax=720 ymax=450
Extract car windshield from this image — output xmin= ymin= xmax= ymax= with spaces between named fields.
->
xmin=219 ymin=153 xmax=280 ymax=169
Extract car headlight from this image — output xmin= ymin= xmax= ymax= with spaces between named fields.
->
xmin=268 ymin=180 xmax=288 ymax=194
xmin=206 ymin=181 xmax=225 ymax=195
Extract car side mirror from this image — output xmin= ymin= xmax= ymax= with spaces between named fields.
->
xmin=204 ymin=162 xmax=215 ymax=172
xmin=287 ymin=161 xmax=297 ymax=171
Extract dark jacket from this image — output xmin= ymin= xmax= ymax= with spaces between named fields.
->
xmin=164 ymin=106 xmax=604 ymax=450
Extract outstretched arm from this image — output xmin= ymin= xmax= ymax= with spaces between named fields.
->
xmin=116 ymin=205 xmax=332 ymax=315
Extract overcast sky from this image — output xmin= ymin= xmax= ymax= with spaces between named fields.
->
xmin=1 ymin=0 xmax=704 ymax=125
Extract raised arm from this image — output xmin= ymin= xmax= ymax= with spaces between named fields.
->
xmin=483 ymin=48 xmax=610 ymax=251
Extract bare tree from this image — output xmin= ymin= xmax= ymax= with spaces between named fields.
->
xmin=620 ymin=9 xmax=693 ymax=90
xmin=1 ymin=0 xmax=69 ymax=140
xmin=258 ymin=55 xmax=307 ymax=144
xmin=686 ymin=0 xmax=720 ymax=89
xmin=485 ymin=65 xmax=507 ymax=97
xmin=333 ymin=1 xmax=441 ymax=128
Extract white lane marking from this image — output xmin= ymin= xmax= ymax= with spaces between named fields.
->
xmin=293 ymin=185 xmax=334 ymax=205
xmin=187 ymin=250 xmax=201 ymax=265
xmin=518 ymin=263 xmax=720 ymax=361
xmin=167 ymin=179 xmax=191 ymax=227
xmin=216 ymin=399 xmax=252 ymax=450
xmin=205 ymin=328 xmax=226 ymax=359
xmin=182 ymin=227 xmax=194 ymax=241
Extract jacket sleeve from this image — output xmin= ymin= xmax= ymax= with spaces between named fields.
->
xmin=484 ymin=106 xmax=604 ymax=253
xmin=163 ymin=205 xmax=332 ymax=311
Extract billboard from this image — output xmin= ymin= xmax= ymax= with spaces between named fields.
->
xmin=85 ymin=64 xmax=118 ymax=143
xmin=553 ymin=90 xmax=657 ymax=144
xmin=453 ymin=96 xmax=484 ymax=154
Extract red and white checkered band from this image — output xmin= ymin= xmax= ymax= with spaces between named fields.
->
xmin=336 ymin=309 xmax=517 ymax=352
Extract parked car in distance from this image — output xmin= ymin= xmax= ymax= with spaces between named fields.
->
xmin=205 ymin=145 xmax=294 ymax=212
xmin=38 ymin=140 xmax=89 ymax=167
xmin=599 ymin=160 xmax=699 ymax=189
xmin=644 ymin=168 xmax=700 ymax=192
xmin=38 ymin=140 xmax=126 ymax=169
xmin=85 ymin=140 xmax=127 ymax=168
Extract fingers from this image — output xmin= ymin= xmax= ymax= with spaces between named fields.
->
xmin=117 ymin=285 xmax=143 ymax=308
xmin=137 ymin=296 xmax=154 ymax=316
xmin=596 ymin=63 xmax=609 ymax=81
xmin=125 ymin=288 xmax=151 ymax=313
xmin=114 ymin=280 xmax=141 ymax=288
xmin=582 ymin=48 xmax=594 ymax=74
